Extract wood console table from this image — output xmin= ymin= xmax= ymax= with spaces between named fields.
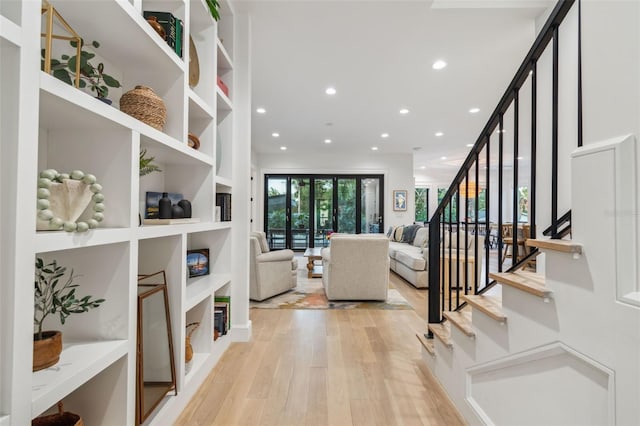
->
xmin=303 ymin=247 xmax=323 ymax=278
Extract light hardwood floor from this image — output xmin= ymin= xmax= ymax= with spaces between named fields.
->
xmin=176 ymin=261 xmax=465 ymax=426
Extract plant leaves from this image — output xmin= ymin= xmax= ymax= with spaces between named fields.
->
xmin=61 ymin=54 xmax=69 ymax=60
xmin=92 ymin=40 xmax=100 ymax=48
xmin=53 ymin=69 xmax=73 ymax=85
xmin=103 ymin=74 xmax=120 ymax=88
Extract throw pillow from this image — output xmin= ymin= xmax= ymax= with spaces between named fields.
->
xmin=386 ymin=226 xmax=395 ymax=239
xmin=413 ymin=226 xmax=429 ymax=247
xmin=401 ymin=224 xmax=421 ymax=244
xmin=393 ymin=225 xmax=404 ymax=242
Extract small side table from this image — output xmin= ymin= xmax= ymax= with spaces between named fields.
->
xmin=303 ymin=247 xmax=323 ymax=278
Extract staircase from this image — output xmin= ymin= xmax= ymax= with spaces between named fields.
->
xmin=420 ymin=134 xmax=640 ymax=424
xmin=420 ymin=0 xmax=640 ymax=423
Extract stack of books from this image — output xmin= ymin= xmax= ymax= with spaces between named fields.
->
xmin=216 ymin=193 xmax=232 ymax=221
xmin=214 ymin=296 xmax=230 ymax=339
xmin=143 ymin=11 xmax=183 ymax=58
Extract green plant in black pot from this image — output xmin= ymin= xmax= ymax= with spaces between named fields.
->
xmin=41 ymin=39 xmax=121 ymax=104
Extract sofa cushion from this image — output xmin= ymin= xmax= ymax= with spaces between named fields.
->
xmin=386 ymin=226 xmax=395 ymax=239
xmin=401 ymin=224 xmax=422 ymax=243
xmin=394 ymin=249 xmax=426 ymax=270
xmin=412 ymin=226 xmax=429 ymax=247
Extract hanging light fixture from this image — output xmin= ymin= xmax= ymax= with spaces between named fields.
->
xmin=459 ymin=181 xmax=481 ymax=198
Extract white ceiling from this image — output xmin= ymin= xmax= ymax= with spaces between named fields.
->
xmin=242 ymin=0 xmax=553 ymax=183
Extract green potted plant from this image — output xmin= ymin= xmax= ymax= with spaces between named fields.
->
xmin=139 ymin=148 xmax=162 ymax=177
xmin=205 ymin=0 xmax=220 ymax=21
xmin=41 ymin=39 xmax=121 ymax=105
xmin=33 ymin=257 xmax=105 ymax=371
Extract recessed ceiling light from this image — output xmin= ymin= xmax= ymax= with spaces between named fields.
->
xmin=380 ymin=133 xmax=389 ymax=138
xmin=256 ymin=107 xmax=266 ymax=114
xmin=272 ymin=132 xmax=280 ymax=137
xmin=280 ymin=146 xmax=287 ymax=151
xmin=325 ymin=87 xmax=336 ymax=95
xmin=432 ymin=60 xmax=447 ymax=70
xmin=399 ymin=108 xmax=410 ymax=115
xmin=517 ymin=156 xmax=524 ymax=160
xmin=441 ymin=156 xmax=447 ymax=160
xmin=324 ymin=139 xmax=332 ymax=144
xmin=435 ymin=132 xmax=444 ymax=137
xmin=420 ymin=166 xmax=426 ymax=170
xmin=371 ymin=146 xmax=379 ymax=151
xmin=469 ymin=107 xmax=480 ymax=114
xmin=466 ymin=144 xmax=474 ymax=147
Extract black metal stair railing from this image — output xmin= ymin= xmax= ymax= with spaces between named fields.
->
xmin=426 ymin=0 xmax=583 ymax=330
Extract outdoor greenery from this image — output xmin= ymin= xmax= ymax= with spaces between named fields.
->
xmin=415 ymin=188 xmax=429 ymax=222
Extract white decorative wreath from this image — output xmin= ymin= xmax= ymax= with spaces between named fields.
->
xmin=36 ymin=169 xmax=105 ymax=232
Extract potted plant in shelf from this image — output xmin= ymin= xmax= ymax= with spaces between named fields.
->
xmin=205 ymin=0 xmax=220 ymax=21
xmin=33 ymin=257 xmax=105 ymax=372
xmin=42 ymin=39 xmax=121 ymax=105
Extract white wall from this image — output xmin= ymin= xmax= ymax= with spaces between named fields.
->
xmin=253 ymin=151 xmax=415 ymax=232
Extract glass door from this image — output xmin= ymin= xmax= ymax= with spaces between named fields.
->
xmin=290 ymin=178 xmax=310 ymax=250
xmin=314 ymin=178 xmax=333 ymax=248
xmin=265 ymin=177 xmax=287 ymax=249
xmin=337 ymin=178 xmax=357 ymax=234
xmin=360 ymin=177 xmax=382 ymax=233
xmin=265 ymin=174 xmax=384 ymax=250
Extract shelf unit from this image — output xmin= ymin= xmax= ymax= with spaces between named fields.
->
xmin=0 ymin=0 xmax=251 ymax=424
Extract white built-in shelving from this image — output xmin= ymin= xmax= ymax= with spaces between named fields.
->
xmin=0 ymin=0 xmax=250 ymax=424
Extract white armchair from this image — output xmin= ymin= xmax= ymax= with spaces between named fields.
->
xmin=321 ymin=234 xmax=389 ymax=301
xmin=249 ymin=232 xmax=298 ymax=301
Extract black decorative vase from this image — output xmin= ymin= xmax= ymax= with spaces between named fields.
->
xmin=178 ymin=200 xmax=192 ymax=218
xmin=171 ymin=205 xmax=185 ymax=219
xmin=159 ymin=193 xmax=172 ymax=219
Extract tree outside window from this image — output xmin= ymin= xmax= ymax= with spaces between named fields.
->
xmin=415 ymin=187 xmax=429 ymax=223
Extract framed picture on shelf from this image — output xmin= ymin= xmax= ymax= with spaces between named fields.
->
xmin=186 ymin=249 xmax=210 ymax=278
xmin=393 ymin=190 xmax=407 ymax=211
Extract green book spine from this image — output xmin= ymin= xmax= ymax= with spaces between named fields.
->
xmin=175 ymin=18 xmax=183 ymax=58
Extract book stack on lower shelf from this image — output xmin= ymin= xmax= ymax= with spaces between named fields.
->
xmin=214 ymin=296 xmax=230 ymax=340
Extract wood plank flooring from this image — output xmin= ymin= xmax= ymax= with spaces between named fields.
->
xmin=176 ymin=261 xmax=465 ymax=426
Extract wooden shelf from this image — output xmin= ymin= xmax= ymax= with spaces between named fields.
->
xmin=31 ymin=340 xmax=128 ymax=417
xmin=188 ymin=89 xmax=215 ymax=120
xmin=137 ymin=221 xmax=225 ymax=240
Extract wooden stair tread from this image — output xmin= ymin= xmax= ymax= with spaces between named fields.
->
xmin=462 ymin=295 xmax=507 ymax=322
xmin=416 ymin=333 xmax=435 ymax=355
xmin=490 ymin=271 xmax=551 ymax=298
xmin=443 ymin=310 xmax=475 ymax=337
xmin=526 ymin=238 xmax=582 ymax=254
xmin=427 ymin=322 xmax=453 ymax=348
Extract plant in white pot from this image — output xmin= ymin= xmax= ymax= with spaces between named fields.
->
xmin=33 ymin=257 xmax=105 ymax=371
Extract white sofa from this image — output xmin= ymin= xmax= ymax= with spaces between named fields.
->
xmin=388 ymin=226 xmax=430 ymax=288
xmin=387 ymin=226 xmax=485 ymax=290
xmin=321 ymin=234 xmax=389 ymax=301
xmin=249 ymin=231 xmax=298 ymax=301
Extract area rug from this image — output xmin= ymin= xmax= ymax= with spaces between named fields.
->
xmin=250 ymin=281 xmax=413 ymax=310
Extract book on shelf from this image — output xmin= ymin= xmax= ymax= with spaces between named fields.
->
xmin=216 ymin=193 xmax=232 ymax=221
xmin=214 ymin=296 xmax=230 ymax=332
xmin=143 ymin=11 xmax=182 ymax=58
xmin=214 ymin=310 xmax=225 ymax=339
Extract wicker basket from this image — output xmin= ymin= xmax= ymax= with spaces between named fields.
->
xmin=185 ymin=322 xmax=200 ymax=363
xmin=120 ymin=86 xmax=166 ymax=131
xmin=32 ymin=402 xmax=83 ymax=426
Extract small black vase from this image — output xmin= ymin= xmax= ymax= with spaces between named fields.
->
xmin=171 ymin=204 xmax=185 ymax=219
xmin=178 ymin=199 xmax=192 ymax=218
xmin=158 ymin=193 xmax=172 ymax=219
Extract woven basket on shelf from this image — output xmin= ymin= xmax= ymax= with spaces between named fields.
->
xmin=32 ymin=402 xmax=83 ymax=426
xmin=120 ymin=85 xmax=166 ymax=131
